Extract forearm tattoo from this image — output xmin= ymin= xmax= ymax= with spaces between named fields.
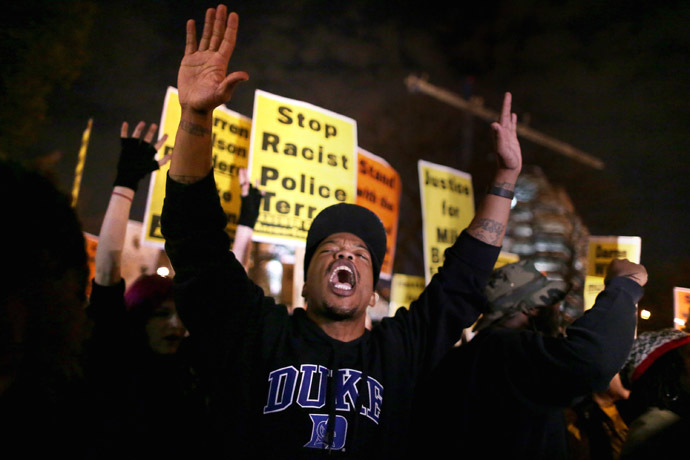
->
xmin=492 ymin=181 xmax=515 ymax=191
xmin=467 ymin=218 xmax=505 ymax=246
xmin=169 ymin=173 xmax=205 ymax=184
xmin=180 ymin=120 xmax=211 ymax=137
xmin=169 ymin=120 xmax=212 ymax=184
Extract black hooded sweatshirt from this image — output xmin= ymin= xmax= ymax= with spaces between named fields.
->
xmin=161 ymin=170 xmax=500 ymax=459
xmin=409 ymin=276 xmax=642 ymax=460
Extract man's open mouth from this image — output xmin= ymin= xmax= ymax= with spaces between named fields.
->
xmin=328 ymin=260 xmax=357 ymax=294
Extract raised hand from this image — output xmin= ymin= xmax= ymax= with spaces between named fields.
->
xmin=491 ymin=92 xmax=522 ymax=173
xmin=466 ymin=92 xmax=523 ymax=247
xmin=606 ymin=259 xmax=648 ymax=287
xmin=178 ymin=5 xmax=249 ymax=114
xmin=114 ymin=121 xmax=169 ymax=191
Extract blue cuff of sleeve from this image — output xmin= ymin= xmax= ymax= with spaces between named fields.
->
xmin=605 ymin=276 xmax=644 ymax=304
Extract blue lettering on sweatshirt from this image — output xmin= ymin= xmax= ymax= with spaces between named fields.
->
xmin=264 ymin=365 xmax=383 ymax=424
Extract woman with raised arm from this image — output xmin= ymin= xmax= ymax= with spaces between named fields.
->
xmin=84 ymin=122 xmax=213 ymax=458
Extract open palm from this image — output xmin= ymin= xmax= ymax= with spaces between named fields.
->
xmin=177 ymin=6 xmax=248 ymax=113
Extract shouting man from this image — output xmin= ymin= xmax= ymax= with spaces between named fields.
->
xmin=161 ymin=4 xmax=521 ymax=458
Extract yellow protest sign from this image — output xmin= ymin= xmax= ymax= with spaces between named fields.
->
xmin=583 ymin=236 xmax=642 ymax=310
xmin=248 ymin=90 xmax=357 ymax=245
xmin=389 ymin=273 xmax=426 ymax=316
xmin=143 ymin=87 xmax=251 ymax=247
xmin=673 ymin=287 xmax=690 ymax=330
xmin=418 ymin=160 xmax=474 ymax=283
xmin=356 ymin=148 xmax=401 ymax=281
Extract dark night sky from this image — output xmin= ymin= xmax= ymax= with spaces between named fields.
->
xmin=6 ymin=0 xmax=690 ymax=329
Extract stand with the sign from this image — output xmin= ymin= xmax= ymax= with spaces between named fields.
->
xmin=356 ymin=148 xmax=401 ymax=281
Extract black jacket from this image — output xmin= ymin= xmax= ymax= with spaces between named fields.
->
xmin=410 ymin=276 xmax=643 ymax=460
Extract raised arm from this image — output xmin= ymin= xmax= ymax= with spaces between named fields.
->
xmin=529 ymin=258 xmax=646 ymax=401
xmin=231 ymin=168 xmax=263 ymax=271
xmin=466 ymin=92 xmax=522 ymax=246
xmin=160 ymin=4 xmax=263 ymax=321
xmin=94 ymin=121 xmax=168 ymax=285
xmin=168 ymin=5 xmax=248 ymax=184
xmin=605 ymin=258 xmax=648 ymax=287
xmin=393 ymin=92 xmax=521 ymax=363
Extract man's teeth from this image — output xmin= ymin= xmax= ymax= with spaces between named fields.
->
xmin=330 ymin=266 xmax=354 ymax=290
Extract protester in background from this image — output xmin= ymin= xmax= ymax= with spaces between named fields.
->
xmin=84 ymin=121 xmax=214 ymax=458
xmin=0 ymin=159 xmax=90 ymax=456
xmin=84 ymin=118 xmax=263 ymax=457
xmin=617 ymin=328 xmax=690 ymax=458
xmin=160 ymin=4 xmax=522 ymax=457
xmin=87 ymin=121 xmax=185 ymax=354
xmin=411 ymin=258 xmax=646 ymax=460
xmin=565 ymin=373 xmax=631 ymax=460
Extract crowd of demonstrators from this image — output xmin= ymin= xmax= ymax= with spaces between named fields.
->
xmin=159 ymin=4 xmax=520 ymax=458
xmin=5 ymin=3 xmax=687 ymax=459
xmin=410 ymin=257 xmax=646 ymax=460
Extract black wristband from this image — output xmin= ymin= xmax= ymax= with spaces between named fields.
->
xmin=487 ymin=186 xmax=515 ymax=200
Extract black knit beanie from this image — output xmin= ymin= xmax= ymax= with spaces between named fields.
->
xmin=304 ymin=203 xmax=387 ymax=287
